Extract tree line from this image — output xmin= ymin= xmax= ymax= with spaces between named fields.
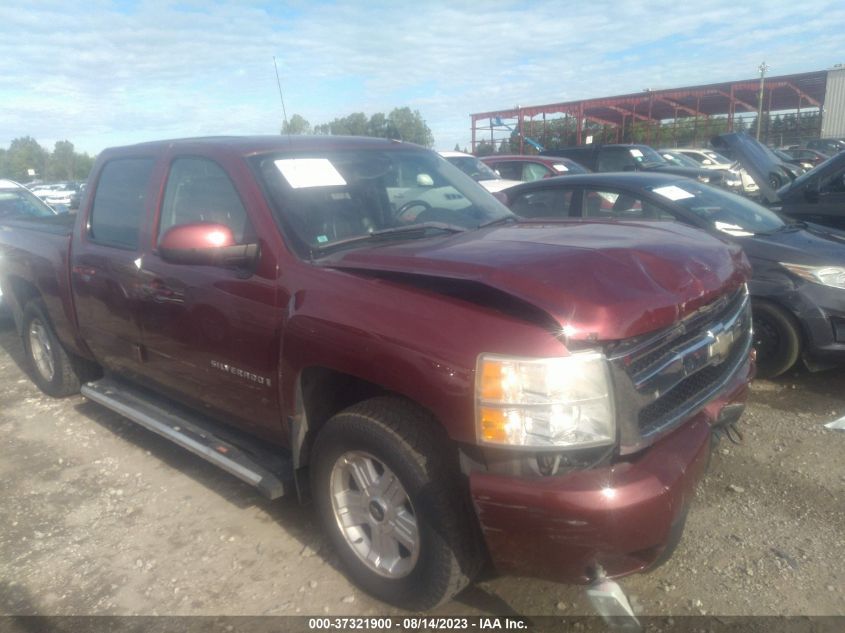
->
xmin=282 ymin=107 xmax=434 ymax=147
xmin=0 ymin=137 xmax=95 ymax=183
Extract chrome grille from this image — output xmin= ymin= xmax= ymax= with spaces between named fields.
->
xmin=609 ymin=285 xmax=752 ymax=452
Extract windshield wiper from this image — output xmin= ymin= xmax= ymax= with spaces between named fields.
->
xmin=764 ymin=221 xmax=807 ymax=235
xmin=312 ymin=222 xmax=467 ymax=255
xmin=477 ymin=215 xmax=520 ymax=229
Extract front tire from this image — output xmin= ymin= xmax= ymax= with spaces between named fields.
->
xmin=311 ymin=397 xmax=482 ymax=610
xmin=752 ymin=301 xmax=801 ymax=378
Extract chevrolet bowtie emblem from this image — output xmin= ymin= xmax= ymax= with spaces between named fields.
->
xmin=707 ymin=329 xmax=734 ymax=362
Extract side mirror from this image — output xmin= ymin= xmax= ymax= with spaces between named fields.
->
xmin=159 ymin=223 xmax=259 ymax=269
xmin=702 ymin=159 xmax=713 ymax=165
xmin=804 ymin=180 xmax=820 ymax=203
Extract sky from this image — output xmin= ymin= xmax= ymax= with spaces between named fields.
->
xmin=1 ymin=0 xmax=844 ymax=156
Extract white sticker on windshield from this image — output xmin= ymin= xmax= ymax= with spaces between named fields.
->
xmin=652 ymin=185 xmax=695 ymax=201
xmin=553 ymin=163 xmax=569 ymax=172
xmin=274 ymin=158 xmax=347 ymax=189
xmin=629 ymin=149 xmax=644 ymax=157
xmin=715 ymin=221 xmax=753 ymax=237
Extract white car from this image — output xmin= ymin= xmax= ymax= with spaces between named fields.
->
xmin=438 ymin=151 xmax=522 ymax=193
xmin=671 ymin=148 xmax=758 ymax=194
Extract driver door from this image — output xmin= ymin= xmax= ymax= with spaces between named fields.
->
xmin=136 ymin=155 xmax=284 ymax=440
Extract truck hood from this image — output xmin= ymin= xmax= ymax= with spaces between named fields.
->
xmin=319 ymin=221 xmax=748 ymax=342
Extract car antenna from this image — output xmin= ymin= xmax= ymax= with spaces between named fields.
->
xmin=273 ymin=56 xmax=290 ymax=134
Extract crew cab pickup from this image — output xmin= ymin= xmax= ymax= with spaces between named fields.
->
xmin=0 ymin=136 xmax=754 ymax=610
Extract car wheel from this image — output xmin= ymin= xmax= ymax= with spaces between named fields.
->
xmin=22 ymin=300 xmax=98 ymax=397
xmin=752 ymin=301 xmax=801 ymax=378
xmin=311 ymin=397 xmax=482 ymax=610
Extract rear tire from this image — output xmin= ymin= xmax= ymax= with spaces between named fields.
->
xmin=752 ymin=301 xmax=801 ymax=378
xmin=311 ymin=397 xmax=482 ymax=610
xmin=22 ymin=301 xmax=98 ymax=397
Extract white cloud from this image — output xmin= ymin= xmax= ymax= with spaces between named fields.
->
xmin=0 ymin=0 xmax=842 ymax=154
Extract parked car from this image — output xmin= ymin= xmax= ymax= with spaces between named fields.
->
xmin=0 ymin=179 xmax=57 ymax=220
xmin=502 ymin=172 xmax=845 ymax=377
xmin=713 ymin=132 xmax=845 ymax=231
xmin=480 ymin=154 xmax=588 ymax=182
xmin=0 ymin=135 xmax=753 ymax=612
xmin=438 ymin=150 xmax=521 ymax=192
xmin=772 ymin=148 xmax=811 ymax=173
xmin=780 ymin=148 xmax=829 ymax=168
xmin=545 ymin=144 xmax=725 ymax=187
xmin=40 ymin=181 xmax=83 ymax=209
xmin=805 ymin=138 xmax=845 ymax=156
xmin=667 ymin=147 xmax=757 ymax=194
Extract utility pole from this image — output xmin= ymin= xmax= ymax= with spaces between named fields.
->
xmin=756 ymin=62 xmax=769 ymax=141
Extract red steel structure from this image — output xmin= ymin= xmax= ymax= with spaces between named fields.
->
xmin=471 ymin=70 xmax=827 ymax=153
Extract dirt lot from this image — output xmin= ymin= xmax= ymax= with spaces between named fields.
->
xmin=1 ymin=314 xmax=843 ymax=619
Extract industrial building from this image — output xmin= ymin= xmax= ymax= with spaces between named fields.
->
xmin=470 ymin=66 xmax=845 ymax=153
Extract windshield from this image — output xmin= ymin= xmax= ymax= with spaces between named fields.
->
xmin=629 ymin=146 xmax=666 ymax=167
xmin=701 ymin=150 xmax=732 ymax=164
xmin=660 ymin=151 xmax=700 ymax=168
xmin=252 ymin=148 xmax=513 ymax=257
xmin=0 ymin=187 xmax=56 ymax=219
xmin=443 ymin=155 xmax=501 ymax=181
xmin=649 ymin=180 xmax=785 ymax=235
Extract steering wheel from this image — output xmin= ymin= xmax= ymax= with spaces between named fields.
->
xmin=396 ymin=200 xmax=432 ymax=221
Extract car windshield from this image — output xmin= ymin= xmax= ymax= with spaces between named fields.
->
xmin=443 ymin=155 xmax=501 ymax=181
xmin=660 ymin=152 xmax=700 ymax=168
xmin=649 ymin=180 xmax=785 ymax=235
xmin=702 ymin=150 xmax=732 ymax=164
xmin=0 ymin=187 xmax=56 ymax=219
xmin=252 ymin=148 xmax=513 ymax=257
xmin=629 ymin=146 xmax=666 ymax=167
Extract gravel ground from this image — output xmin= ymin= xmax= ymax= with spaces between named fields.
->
xmin=1 ymin=315 xmax=843 ymax=619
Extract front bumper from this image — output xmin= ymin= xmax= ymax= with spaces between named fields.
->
xmin=469 ymin=352 xmax=752 ymax=584
xmin=787 ymin=283 xmax=845 ymax=367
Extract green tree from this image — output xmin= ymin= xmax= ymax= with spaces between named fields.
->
xmin=47 ymin=140 xmax=77 ymax=180
xmin=385 ymin=107 xmax=433 ymax=147
xmin=475 ymin=140 xmax=495 ymax=156
xmin=312 ymin=108 xmax=434 ymax=147
xmin=3 ymin=136 xmax=49 ymax=182
xmin=282 ymin=114 xmax=312 ymax=135
xmin=367 ymin=113 xmax=388 ymax=138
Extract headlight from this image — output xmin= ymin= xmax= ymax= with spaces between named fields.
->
xmin=475 ymin=352 xmax=615 ymax=449
xmin=780 ymin=263 xmax=845 ymax=290
xmin=696 ymin=175 xmax=710 ymax=183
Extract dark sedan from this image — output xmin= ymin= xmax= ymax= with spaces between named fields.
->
xmin=502 ymin=172 xmax=845 ymax=377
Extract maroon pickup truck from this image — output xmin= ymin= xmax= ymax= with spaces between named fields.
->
xmin=0 ymin=136 xmax=753 ymax=611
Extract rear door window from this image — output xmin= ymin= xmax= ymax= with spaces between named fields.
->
xmin=89 ymin=158 xmax=155 ymax=249
xmin=488 ymin=161 xmax=522 ymax=180
xmin=582 ymin=189 xmax=674 ymax=220
xmin=510 ymin=188 xmax=573 ymax=218
xmin=597 ymin=148 xmax=634 ymax=172
xmin=522 ymin=162 xmax=552 ymax=181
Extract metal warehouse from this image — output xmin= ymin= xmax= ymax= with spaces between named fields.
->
xmin=471 ymin=66 xmax=845 ymax=152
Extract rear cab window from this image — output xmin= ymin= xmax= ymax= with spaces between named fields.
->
xmin=89 ymin=158 xmax=156 ymax=249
